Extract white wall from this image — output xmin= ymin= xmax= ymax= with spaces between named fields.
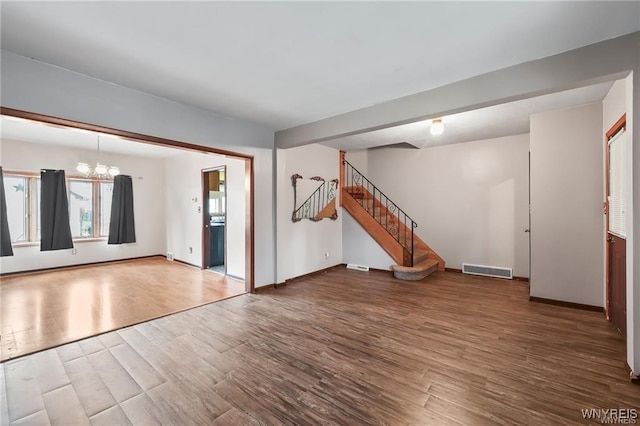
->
xmin=342 ymin=214 xmax=394 ymax=270
xmin=0 ymin=139 xmax=165 ymax=273
xmin=530 ymin=103 xmax=604 ymax=307
xmin=608 ymin=64 xmax=639 ymax=377
xmin=276 ymin=144 xmax=342 ymax=282
xmin=629 ymin=69 xmax=639 ymax=374
xmin=603 ymin=76 xmax=637 ymax=369
xmin=603 ymin=78 xmax=629 ymax=308
xmin=604 ymin=79 xmax=627 ymax=128
xmin=164 ymin=151 xmax=245 ymax=279
xmin=346 ymin=149 xmax=368 ymax=176
xmin=353 ymin=134 xmax=530 ymax=276
xmin=1 ymin=50 xmax=275 ymax=286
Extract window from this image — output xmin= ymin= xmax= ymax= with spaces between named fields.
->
xmin=69 ymin=180 xmax=93 ymax=238
xmin=608 ymin=129 xmax=628 ymax=237
xmin=2 ymin=172 xmax=113 ymax=243
xmin=36 ymin=178 xmax=41 ymax=240
xmin=99 ymin=182 xmax=113 ymax=237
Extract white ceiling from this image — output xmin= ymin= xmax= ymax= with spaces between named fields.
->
xmin=0 ymin=115 xmax=182 ymax=158
xmin=321 ymin=81 xmax=615 ymax=151
xmin=1 ymin=2 xmax=638 ymax=131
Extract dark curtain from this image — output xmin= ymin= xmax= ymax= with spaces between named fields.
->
xmin=0 ymin=167 xmax=14 ymax=257
xmin=41 ymin=169 xmax=74 ymax=251
xmin=108 ymin=175 xmax=136 ymax=244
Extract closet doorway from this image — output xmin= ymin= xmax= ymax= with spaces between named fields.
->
xmin=202 ymin=167 xmax=227 ymax=274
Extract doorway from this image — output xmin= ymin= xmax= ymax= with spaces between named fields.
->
xmin=203 ymin=167 xmax=226 ymax=274
xmin=0 ymin=107 xmax=256 ymax=294
xmin=605 ymin=114 xmax=627 ymax=335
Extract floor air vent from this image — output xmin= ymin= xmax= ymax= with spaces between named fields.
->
xmin=462 ymin=263 xmax=512 ymax=279
xmin=346 ymin=263 xmax=370 ymax=272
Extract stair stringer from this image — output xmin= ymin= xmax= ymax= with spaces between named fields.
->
xmin=342 ymin=187 xmax=445 ymax=271
xmin=342 ymin=188 xmax=407 ymax=266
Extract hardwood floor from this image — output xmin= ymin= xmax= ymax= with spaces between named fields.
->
xmin=2 ymin=268 xmax=637 ymax=425
xmin=0 ymin=257 xmax=246 ymax=361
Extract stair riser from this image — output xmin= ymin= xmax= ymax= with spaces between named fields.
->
xmin=392 ymin=264 xmax=438 ymax=281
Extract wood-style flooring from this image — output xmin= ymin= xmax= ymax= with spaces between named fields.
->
xmin=2 ymin=268 xmax=637 ymax=425
xmin=0 ymin=257 xmax=245 ymax=361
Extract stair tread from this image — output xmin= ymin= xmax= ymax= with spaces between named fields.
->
xmin=413 ymin=249 xmax=429 ymax=263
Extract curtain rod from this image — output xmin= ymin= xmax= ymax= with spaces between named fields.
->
xmin=37 ymin=169 xmax=143 ymax=179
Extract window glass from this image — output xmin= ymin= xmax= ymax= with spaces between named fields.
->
xmin=3 ymin=176 xmax=28 ymax=242
xmin=608 ymin=129 xmax=628 ymax=237
xmin=100 ymin=182 xmax=113 ymax=237
xmin=68 ymin=180 xmax=93 ymax=238
xmin=36 ymin=178 xmax=41 ymax=240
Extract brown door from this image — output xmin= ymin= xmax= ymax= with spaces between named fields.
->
xmin=608 ymin=234 xmax=626 ymax=334
xmin=605 ymin=115 xmax=627 ymax=334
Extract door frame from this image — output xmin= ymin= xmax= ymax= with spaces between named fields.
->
xmin=202 ymin=166 xmax=227 ymax=273
xmin=604 ymin=113 xmax=626 ymax=319
xmin=0 ymin=107 xmax=256 ymax=293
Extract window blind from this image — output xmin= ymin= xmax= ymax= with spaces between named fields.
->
xmin=608 ymin=129 xmax=627 ymax=238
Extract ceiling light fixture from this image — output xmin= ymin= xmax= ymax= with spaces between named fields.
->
xmin=76 ymin=135 xmax=120 ymax=178
xmin=430 ymin=118 xmax=444 ymax=136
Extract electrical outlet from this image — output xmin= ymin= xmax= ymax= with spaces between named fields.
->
xmin=71 ymin=248 xmax=77 ymax=255
xmin=189 ymin=247 xmax=193 ymax=254
xmin=324 ymin=252 xmax=329 ymax=260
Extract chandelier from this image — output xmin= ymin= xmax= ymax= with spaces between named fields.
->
xmin=76 ymin=135 xmax=120 ymax=178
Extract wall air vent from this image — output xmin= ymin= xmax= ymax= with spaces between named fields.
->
xmin=462 ymin=263 xmax=512 ymax=279
xmin=346 ymin=263 xmax=370 ymax=272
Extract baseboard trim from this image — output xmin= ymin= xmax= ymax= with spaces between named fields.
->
xmin=254 ymin=281 xmax=290 ymax=293
xmin=254 ymin=284 xmax=275 ymax=293
xmin=529 ymin=296 xmax=604 ymax=312
xmin=445 ymin=267 xmax=529 ymax=282
xmin=627 ymin=363 xmax=640 ymax=385
xmin=255 ymin=264 xmax=344 ymax=293
xmin=285 ymin=263 xmax=344 ymax=284
xmin=174 ymin=259 xmax=202 ymax=269
xmin=254 ymin=283 xmax=285 ymax=293
xmin=368 ymin=266 xmax=393 ymax=274
xmin=225 ymin=273 xmax=245 ymax=281
xmin=0 ymin=254 xmax=165 ymax=277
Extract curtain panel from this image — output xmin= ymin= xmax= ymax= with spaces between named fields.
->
xmin=108 ymin=175 xmax=136 ymax=244
xmin=40 ymin=169 xmax=74 ymax=251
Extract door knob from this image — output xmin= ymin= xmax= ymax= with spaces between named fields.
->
xmin=607 ymin=236 xmax=614 ymax=243
xmin=524 ymin=228 xmax=530 ymax=233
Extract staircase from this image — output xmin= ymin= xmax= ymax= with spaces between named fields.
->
xmin=340 ymin=153 xmax=444 ymax=281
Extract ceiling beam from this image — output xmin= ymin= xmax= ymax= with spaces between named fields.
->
xmin=275 ymin=31 xmax=639 ymax=149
